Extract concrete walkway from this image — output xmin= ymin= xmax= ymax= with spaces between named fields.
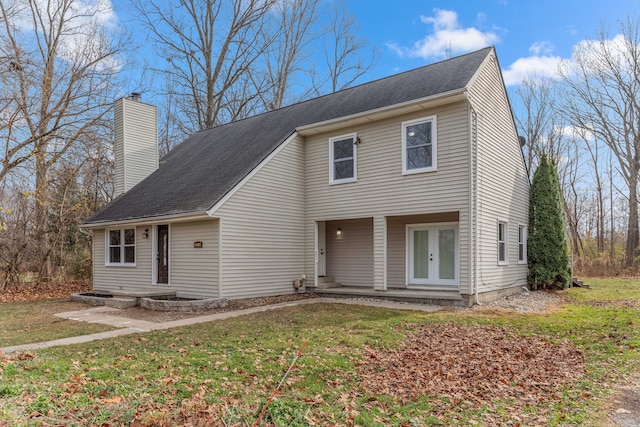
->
xmin=1 ymin=297 xmax=442 ymax=354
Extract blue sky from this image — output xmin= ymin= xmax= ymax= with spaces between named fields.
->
xmin=110 ymin=0 xmax=640 ymax=95
xmin=343 ymin=0 xmax=639 ymax=85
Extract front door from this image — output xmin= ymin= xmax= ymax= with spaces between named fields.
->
xmin=317 ymin=221 xmax=326 ymax=277
xmin=157 ymin=224 xmax=169 ymax=284
xmin=407 ymin=224 xmax=458 ymax=286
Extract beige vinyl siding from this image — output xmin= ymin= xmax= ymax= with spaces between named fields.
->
xmin=114 ymin=97 xmax=158 ymax=196
xmin=304 ymin=102 xmax=471 ymax=293
xmin=169 ymin=220 xmax=219 ymax=298
xmin=93 ymin=226 xmax=153 ymax=292
xmin=215 ymin=135 xmax=305 ymax=299
xmin=468 ymin=52 xmax=529 ymax=293
xmin=326 ymin=218 xmax=373 ymax=287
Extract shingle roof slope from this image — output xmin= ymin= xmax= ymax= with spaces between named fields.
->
xmin=85 ymin=47 xmax=491 ymax=225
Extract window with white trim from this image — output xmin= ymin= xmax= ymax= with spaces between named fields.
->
xmin=518 ymin=225 xmax=526 ymax=264
xmin=402 ymin=116 xmax=437 ymax=174
xmin=498 ymin=221 xmax=508 ymax=265
xmin=329 ymin=133 xmax=357 ymax=184
xmin=107 ymin=228 xmax=136 ymax=265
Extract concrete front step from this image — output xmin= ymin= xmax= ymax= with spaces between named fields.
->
xmin=317 ymin=276 xmax=340 ymax=289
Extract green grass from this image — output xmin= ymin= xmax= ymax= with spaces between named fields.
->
xmin=563 ymin=277 xmax=640 ymax=302
xmin=0 ymin=299 xmax=116 ymax=347
xmin=1 ymin=281 xmax=639 ymax=425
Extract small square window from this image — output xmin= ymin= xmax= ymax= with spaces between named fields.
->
xmin=107 ymin=228 xmax=136 ymax=265
xmin=329 ymin=134 xmax=357 ymax=184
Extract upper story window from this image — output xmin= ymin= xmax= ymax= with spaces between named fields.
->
xmin=402 ymin=116 xmax=437 ymax=174
xmin=329 ymin=133 xmax=357 ymax=184
xmin=107 ymin=228 xmax=136 ymax=265
xmin=498 ymin=221 xmax=508 ymax=265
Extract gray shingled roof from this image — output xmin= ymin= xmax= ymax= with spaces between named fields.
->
xmin=85 ymin=47 xmax=492 ymax=225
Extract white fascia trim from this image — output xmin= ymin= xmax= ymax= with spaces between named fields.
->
xmin=207 ymin=132 xmax=299 ymax=215
xmin=81 ymin=212 xmax=210 ymax=229
xmin=295 ymin=89 xmax=467 ymax=134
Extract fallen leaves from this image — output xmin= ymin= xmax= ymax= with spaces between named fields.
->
xmin=356 ymin=323 xmax=586 ymax=423
xmin=0 ymin=281 xmax=91 ymax=303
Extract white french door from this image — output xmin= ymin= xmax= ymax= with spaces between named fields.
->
xmin=407 ymin=223 xmax=459 ymax=287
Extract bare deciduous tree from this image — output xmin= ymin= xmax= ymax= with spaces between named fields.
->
xmin=133 ymin=0 xmax=275 ymax=141
xmin=0 ymin=0 xmax=128 ymax=281
xmin=261 ymin=0 xmax=318 ymax=110
xmin=311 ymin=3 xmax=377 ymax=96
xmin=559 ymin=18 xmax=640 ymax=267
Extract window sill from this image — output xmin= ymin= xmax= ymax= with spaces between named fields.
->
xmin=105 ymin=263 xmax=137 ymax=267
xmin=402 ymin=167 xmax=437 ymax=175
xmin=497 ymin=261 xmax=509 ymax=266
xmin=329 ymin=178 xmax=357 ymax=185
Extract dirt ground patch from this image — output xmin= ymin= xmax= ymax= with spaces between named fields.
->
xmin=357 ymin=323 xmax=586 ymax=425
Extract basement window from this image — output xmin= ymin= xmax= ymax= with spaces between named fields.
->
xmin=107 ymin=228 xmax=136 ymax=266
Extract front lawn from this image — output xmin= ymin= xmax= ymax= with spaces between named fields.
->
xmin=1 ymin=281 xmax=639 ymax=425
xmin=0 ymin=300 xmax=116 ymax=348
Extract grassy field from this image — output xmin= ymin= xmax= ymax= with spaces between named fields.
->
xmin=0 ymin=300 xmax=116 ymax=348
xmin=1 ymin=281 xmax=639 ymax=425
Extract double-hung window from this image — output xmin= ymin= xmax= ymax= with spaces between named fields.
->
xmin=329 ymin=133 xmax=357 ymax=184
xmin=498 ymin=221 xmax=508 ymax=265
xmin=518 ymin=225 xmax=526 ymax=264
xmin=107 ymin=228 xmax=136 ymax=265
xmin=402 ymin=116 xmax=437 ymax=174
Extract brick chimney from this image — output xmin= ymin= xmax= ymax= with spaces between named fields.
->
xmin=114 ymin=93 xmax=158 ymax=197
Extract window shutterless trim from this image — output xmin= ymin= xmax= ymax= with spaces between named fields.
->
xmin=329 ymin=133 xmax=357 ymax=184
xmin=518 ymin=224 xmax=527 ymax=264
xmin=497 ymin=220 xmax=508 ymax=265
xmin=402 ymin=116 xmax=437 ymax=175
xmin=105 ymin=227 xmax=137 ymax=267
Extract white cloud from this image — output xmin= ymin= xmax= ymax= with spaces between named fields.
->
xmin=502 ymin=54 xmax=562 ymax=86
xmin=388 ymin=9 xmax=500 ymax=60
xmin=503 ymin=33 xmax=633 ymax=87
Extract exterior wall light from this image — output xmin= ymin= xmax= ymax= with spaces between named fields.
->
xmin=336 ymin=228 xmax=343 ymax=237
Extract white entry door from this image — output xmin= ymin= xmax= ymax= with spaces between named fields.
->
xmin=407 ymin=224 xmax=458 ymax=286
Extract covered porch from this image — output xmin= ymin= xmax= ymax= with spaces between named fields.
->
xmin=312 ymin=211 xmax=468 ymax=305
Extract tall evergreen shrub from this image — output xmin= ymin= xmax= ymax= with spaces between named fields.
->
xmin=528 ymin=154 xmax=571 ymax=289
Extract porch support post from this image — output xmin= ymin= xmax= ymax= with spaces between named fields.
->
xmin=373 ymin=216 xmax=387 ymax=291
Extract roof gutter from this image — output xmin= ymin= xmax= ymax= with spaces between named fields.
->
xmin=295 ymin=88 xmax=468 ymax=135
xmin=80 ymin=211 xmax=210 ymax=229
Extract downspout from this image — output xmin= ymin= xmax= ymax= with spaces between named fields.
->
xmin=465 ymin=91 xmax=481 ymax=305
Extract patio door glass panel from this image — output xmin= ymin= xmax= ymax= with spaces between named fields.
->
xmin=438 ymin=229 xmax=455 ymax=280
xmin=413 ymin=230 xmax=429 ymax=280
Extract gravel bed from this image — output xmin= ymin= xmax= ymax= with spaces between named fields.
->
xmin=467 ymin=289 xmax=566 ymax=313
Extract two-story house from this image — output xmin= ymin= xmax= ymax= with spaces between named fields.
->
xmin=81 ymin=47 xmax=529 ymax=307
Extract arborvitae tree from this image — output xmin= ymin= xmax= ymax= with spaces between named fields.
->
xmin=528 ymin=154 xmax=571 ymax=289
